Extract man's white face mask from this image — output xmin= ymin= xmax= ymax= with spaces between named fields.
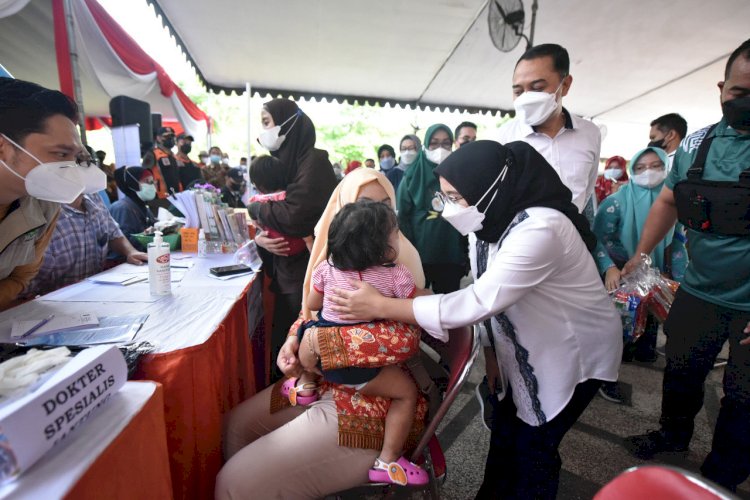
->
xmin=513 ymin=80 xmax=564 ymax=127
xmin=0 ymin=133 xmax=86 ymax=203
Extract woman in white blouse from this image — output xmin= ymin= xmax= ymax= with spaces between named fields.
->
xmin=329 ymin=140 xmax=622 ymax=499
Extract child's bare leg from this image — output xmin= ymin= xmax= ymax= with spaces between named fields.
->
xmin=359 ymin=365 xmax=418 ymax=463
xmin=296 ymin=371 xmax=320 ymax=396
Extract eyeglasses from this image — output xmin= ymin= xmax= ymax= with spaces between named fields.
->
xmin=632 ymin=161 xmax=665 ymax=174
xmin=428 ymin=139 xmax=453 ymax=150
xmin=75 ymin=154 xmax=97 ymax=168
xmin=432 ymin=191 xmax=464 ymax=212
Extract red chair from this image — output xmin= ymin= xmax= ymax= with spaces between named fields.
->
xmin=594 ymin=465 xmax=737 ymax=500
xmin=333 ymin=325 xmax=480 ymax=499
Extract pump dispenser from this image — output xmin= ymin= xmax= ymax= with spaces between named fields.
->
xmin=148 ymin=231 xmax=171 ymax=295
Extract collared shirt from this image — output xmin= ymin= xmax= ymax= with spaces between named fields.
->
xmin=413 ymin=207 xmax=621 ymax=426
xmin=25 ymin=195 xmax=123 ymax=296
xmin=494 ymin=108 xmax=602 ymax=213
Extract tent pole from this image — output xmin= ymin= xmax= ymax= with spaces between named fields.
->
xmin=63 ymin=0 xmax=87 ymax=146
xmin=529 ymin=0 xmax=539 ymax=47
xmin=246 ymin=82 xmax=252 ymax=167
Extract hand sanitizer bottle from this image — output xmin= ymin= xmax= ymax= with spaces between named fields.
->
xmin=148 ymin=231 xmax=171 ymax=295
xmin=197 ymin=229 xmax=207 ymax=257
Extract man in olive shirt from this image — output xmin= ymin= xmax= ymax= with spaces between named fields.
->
xmin=624 ymin=39 xmax=750 ymax=492
xmin=0 ymin=78 xmax=84 ymax=310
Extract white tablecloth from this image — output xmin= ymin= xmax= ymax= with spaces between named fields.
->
xmin=0 ymin=382 xmax=158 ymax=500
xmin=0 ymin=253 xmax=257 ymax=353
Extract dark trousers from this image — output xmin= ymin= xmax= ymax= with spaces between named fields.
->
xmin=270 ymin=290 xmax=303 ymax=380
xmin=422 ymin=263 xmax=465 ymax=294
xmin=476 ymin=379 xmax=601 ymax=499
xmin=660 ymin=288 xmax=750 ymax=491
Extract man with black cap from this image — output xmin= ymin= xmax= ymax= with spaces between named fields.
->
xmin=221 ymin=167 xmax=247 ymax=208
xmin=142 ymin=126 xmax=181 ymax=204
xmin=175 ymin=132 xmax=203 ymax=188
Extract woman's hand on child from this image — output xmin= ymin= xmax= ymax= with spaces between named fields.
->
xmin=255 ymin=231 xmax=290 ymax=256
xmin=328 ymin=280 xmax=383 ymax=322
xmin=604 ymin=266 xmax=622 ymax=292
xmin=277 ymin=336 xmax=302 ymax=377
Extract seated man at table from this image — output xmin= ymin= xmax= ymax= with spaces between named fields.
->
xmin=0 ymin=78 xmax=85 ymax=310
xmin=23 ymin=193 xmax=148 ymax=297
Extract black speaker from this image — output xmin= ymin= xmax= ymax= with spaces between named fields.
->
xmin=109 ymin=95 xmax=152 ymax=146
xmin=151 ymin=113 xmax=162 ymax=139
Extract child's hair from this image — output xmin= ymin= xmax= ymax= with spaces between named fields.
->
xmin=249 ymin=155 xmax=286 ymax=194
xmin=327 ymin=199 xmax=399 ymax=271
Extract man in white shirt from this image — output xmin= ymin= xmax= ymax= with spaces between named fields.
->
xmin=494 ymin=44 xmax=601 ymax=219
xmin=648 ymin=113 xmax=688 ymax=170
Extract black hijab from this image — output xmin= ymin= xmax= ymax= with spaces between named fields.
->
xmin=434 ymin=140 xmax=597 ymax=250
xmin=114 ymin=166 xmax=150 ymax=207
xmin=263 ymin=99 xmax=316 ymax=185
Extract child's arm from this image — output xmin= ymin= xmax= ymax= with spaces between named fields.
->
xmin=307 ymin=287 xmax=324 ymax=312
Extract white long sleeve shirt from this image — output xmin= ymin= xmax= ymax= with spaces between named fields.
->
xmin=413 ymin=207 xmax=621 ymax=426
xmin=493 ymin=109 xmax=601 ymax=213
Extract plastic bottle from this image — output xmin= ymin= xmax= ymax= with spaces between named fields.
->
xmin=197 ymin=229 xmax=207 ymax=257
xmin=148 ymin=231 xmax=171 ymax=295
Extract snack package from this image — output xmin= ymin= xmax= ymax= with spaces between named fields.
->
xmin=610 ymin=254 xmax=679 ymax=342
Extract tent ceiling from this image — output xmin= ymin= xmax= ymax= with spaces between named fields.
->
xmin=150 ymin=0 xmax=749 ymax=128
xmin=0 ymin=0 xmax=185 ymax=120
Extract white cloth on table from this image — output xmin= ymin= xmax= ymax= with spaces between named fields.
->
xmin=413 ymin=207 xmax=621 ymax=426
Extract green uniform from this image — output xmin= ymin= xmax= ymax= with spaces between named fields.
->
xmin=665 ymin=118 xmax=750 ymax=311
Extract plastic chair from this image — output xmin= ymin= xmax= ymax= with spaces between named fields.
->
xmin=594 ymin=465 xmax=738 ymax=500
xmin=332 ymin=325 xmax=480 ymax=499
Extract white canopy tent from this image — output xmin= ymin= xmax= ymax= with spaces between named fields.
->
xmin=146 ymin=0 xmax=749 ymax=157
xmin=0 ymin=0 xmax=209 ymax=139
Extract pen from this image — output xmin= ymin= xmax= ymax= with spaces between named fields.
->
xmin=20 ymin=314 xmax=55 ymax=338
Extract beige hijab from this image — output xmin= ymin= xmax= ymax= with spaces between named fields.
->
xmin=301 ymin=168 xmax=425 ymax=320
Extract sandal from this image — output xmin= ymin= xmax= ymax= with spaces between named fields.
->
xmin=368 ymin=457 xmax=429 ymax=486
xmin=280 ymin=377 xmax=319 ymax=406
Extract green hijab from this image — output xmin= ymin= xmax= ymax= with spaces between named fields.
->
xmin=611 ymin=147 xmax=672 ymax=271
xmin=398 ymin=123 xmax=453 ymax=211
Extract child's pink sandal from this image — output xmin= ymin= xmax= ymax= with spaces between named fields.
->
xmin=280 ymin=377 xmax=319 ymax=406
xmin=368 ymin=457 xmax=429 ymax=486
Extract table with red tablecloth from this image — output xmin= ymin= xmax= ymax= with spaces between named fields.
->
xmin=0 ymin=382 xmax=172 ymax=500
xmin=0 ymin=254 xmax=267 ymax=500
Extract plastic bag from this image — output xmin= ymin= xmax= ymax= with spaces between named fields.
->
xmin=611 ymin=254 xmax=679 ymax=342
xmin=234 ymin=239 xmax=263 ymax=271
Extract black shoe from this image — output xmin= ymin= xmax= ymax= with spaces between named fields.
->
xmin=624 ymin=430 xmax=689 ymax=460
xmin=598 ymin=382 xmax=624 ymax=404
xmin=475 ymin=377 xmax=495 ymax=432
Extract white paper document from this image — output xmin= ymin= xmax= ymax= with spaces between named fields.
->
xmin=11 ymin=314 xmax=99 ymax=339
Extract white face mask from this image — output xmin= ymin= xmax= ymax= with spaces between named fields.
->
xmin=258 ymin=111 xmax=301 ymax=152
xmin=425 ymin=147 xmax=451 ymax=165
xmin=440 ymin=165 xmax=508 ymax=236
xmin=513 ymin=81 xmax=563 ymax=126
xmin=77 ymin=165 xmax=107 ymax=194
xmin=400 ymin=150 xmax=417 ymax=165
xmin=137 ymin=183 xmax=157 ymax=201
xmin=603 ymin=168 xmax=623 ymax=181
xmin=0 ymin=134 xmax=85 ymax=203
xmin=632 ymin=169 xmax=667 ymax=189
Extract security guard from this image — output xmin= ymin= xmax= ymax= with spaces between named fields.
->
xmin=623 ymin=39 xmax=750 ymax=492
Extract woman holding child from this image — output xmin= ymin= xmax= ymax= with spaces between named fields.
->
xmin=248 ymin=99 xmax=337 ymax=366
xmin=217 ymin=168 xmax=427 ymax=498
